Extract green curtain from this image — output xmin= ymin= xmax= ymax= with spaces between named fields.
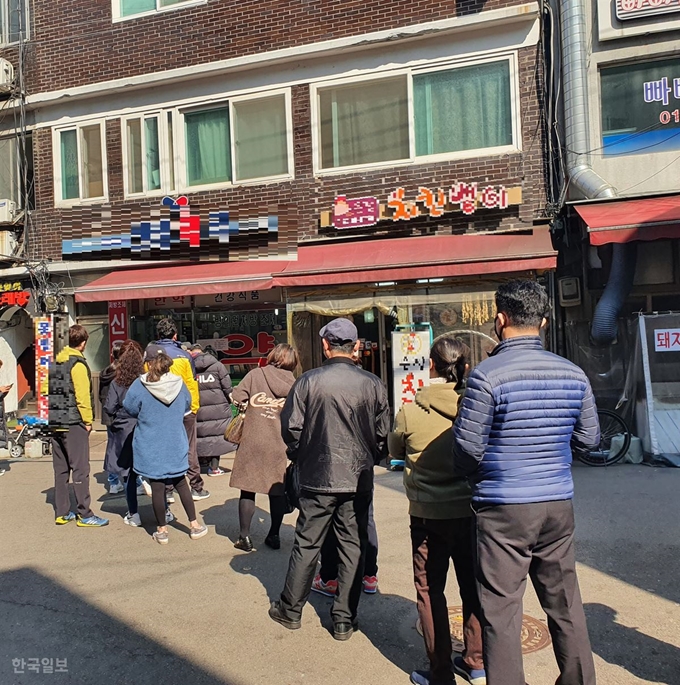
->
xmin=60 ymin=130 xmax=79 ymax=200
xmin=233 ymin=96 xmax=288 ymax=180
xmin=414 ymin=61 xmax=512 ymax=156
xmin=145 ymin=117 xmax=161 ymax=190
xmin=320 ymin=78 xmax=409 ymax=168
xmin=185 ymin=108 xmax=231 ymax=186
xmin=121 ymin=0 xmax=155 ymax=16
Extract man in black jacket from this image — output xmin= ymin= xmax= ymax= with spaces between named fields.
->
xmin=269 ymin=318 xmax=390 ymax=641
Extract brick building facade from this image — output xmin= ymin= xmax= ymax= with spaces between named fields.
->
xmin=0 ymin=0 xmax=556 ymax=410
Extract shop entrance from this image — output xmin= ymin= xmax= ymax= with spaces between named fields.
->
xmin=311 ymin=308 xmax=396 ymax=386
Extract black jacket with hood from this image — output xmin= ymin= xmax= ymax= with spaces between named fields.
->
xmin=194 ymin=352 xmax=236 ymax=457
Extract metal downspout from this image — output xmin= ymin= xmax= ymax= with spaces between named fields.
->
xmin=558 ymin=0 xmax=635 ymax=344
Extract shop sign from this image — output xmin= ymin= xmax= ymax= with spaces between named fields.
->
xmin=35 ymin=317 xmax=53 ymax=420
xmin=62 ymin=196 xmax=296 ymax=262
xmin=151 ymin=296 xmax=190 ymax=310
xmin=616 ymin=0 xmax=680 ymax=21
xmin=108 ymin=301 xmax=128 ymax=347
xmin=0 ymin=281 xmax=30 ymax=309
xmin=194 ymin=289 xmax=282 ymax=307
xmin=322 ymin=184 xmax=522 ymax=229
xmin=332 ymin=196 xmax=380 ymax=229
xmin=391 ymin=331 xmax=431 ymax=413
xmin=196 ymin=332 xmax=276 ymax=365
xmin=654 ymin=328 xmax=680 ymax=351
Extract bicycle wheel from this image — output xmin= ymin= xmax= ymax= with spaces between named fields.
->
xmin=577 ymin=408 xmax=631 ymax=467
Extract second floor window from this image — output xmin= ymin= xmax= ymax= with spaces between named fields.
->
xmin=57 ymin=123 xmax=107 ymax=203
xmin=124 ymin=112 xmax=174 ymax=196
xmin=116 ymin=0 xmax=200 ymax=19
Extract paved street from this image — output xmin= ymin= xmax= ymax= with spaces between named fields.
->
xmin=1 ymin=436 xmax=679 ymax=685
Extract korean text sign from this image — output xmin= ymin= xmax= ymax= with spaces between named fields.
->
xmin=391 ymin=331 xmax=431 ymax=415
xmin=108 ymin=301 xmax=128 ymax=347
xmin=35 ymin=317 xmax=53 ymax=420
xmin=654 ymin=328 xmax=680 ymax=352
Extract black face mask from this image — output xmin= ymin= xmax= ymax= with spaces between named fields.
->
xmin=494 ymin=316 xmax=504 ymax=341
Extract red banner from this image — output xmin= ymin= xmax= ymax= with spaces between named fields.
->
xmin=108 ymin=300 xmax=128 ymax=348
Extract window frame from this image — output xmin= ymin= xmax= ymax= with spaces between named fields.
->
xmin=121 ymin=110 xmax=176 ymax=199
xmin=111 ymin=0 xmax=207 ymax=23
xmin=0 ymin=0 xmax=29 ymax=47
xmin=52 ymin=119 xmax=109 ymax=207
xmin=176 ymin=88 xmax=295 ymax=193
xmin=310 ymin=53 xmax=521 ymax=176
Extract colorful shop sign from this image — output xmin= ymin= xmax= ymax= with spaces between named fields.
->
xmin=323 ymin=184 xmax=522 ymax=229
xmin=35 ymin=317 xmax=53 ymax=420
xmin=108 ymin=301 xmax=128 ymax=347
xmin=196 ymin=332 xmax=276 ymax=365
xmin=391 ymin=330 xmax=431 ymax=414
xmin=616 ymin=0 xmax=680 ymax=21
xmin=0 ymin=282 xmax=30 ymax=309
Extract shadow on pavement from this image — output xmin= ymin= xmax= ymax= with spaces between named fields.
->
xmin=0 ymin=567 xmax=239 ymax=685
xmin=584 ymin=603 xmax=680 ymax=683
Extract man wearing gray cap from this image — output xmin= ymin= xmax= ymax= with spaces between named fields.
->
xmin=269 ymin=317 xmax=390 ymax=640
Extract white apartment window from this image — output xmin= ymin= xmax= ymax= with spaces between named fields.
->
xmin=0 ymin=0 xmax=28 ymax=45
xmin=115 ymin=0 xmax=203 ymax=20
xmin=315 ymin=57 xmax=517 ymax=172
xmin=182 ymin=92 xmax=292 ymax=189
xmin=56 ymin=123 xmax=107 ymax=203
xmin=123 ymin=113 xmax=175 ymax=196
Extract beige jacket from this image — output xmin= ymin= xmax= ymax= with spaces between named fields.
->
xmin=388 ymin=383 xmax=472 ymax=519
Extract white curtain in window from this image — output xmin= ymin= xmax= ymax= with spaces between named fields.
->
xmin=185 ymin=108 xmax=231 ymax=186
xmin=81 ymin=124 xmax=104 ymax=199
xmin=320 ymin=77 xmax=409 ymax=168
xmin=233 ymin=96 xmax=288 ymax=181
xmin=145 ymin=117 xmax=161 ymax=190
xmin=414 ymin=61 xmax=512 ymax=156
xmin=126 ymin=119 xmax=143 ymax=194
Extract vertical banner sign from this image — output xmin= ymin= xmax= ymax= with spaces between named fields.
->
xmin=35 ymin=316 xmax=53 ymax=420
xmin=108 ymin=301 xmax=128 ymax=348
xmin=391 ymin=331 xmax=431 ymax=415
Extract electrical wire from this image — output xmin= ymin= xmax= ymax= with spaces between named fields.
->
xmin=617 ymin=151 xmax=680 ymax=194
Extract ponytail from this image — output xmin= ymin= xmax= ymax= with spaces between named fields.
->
xmin=430 ymin=337 xmax=470 ymax=390
xmin=147 ymin=351 xmax=173 ymax=382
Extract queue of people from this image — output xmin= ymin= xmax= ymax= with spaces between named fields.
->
xmin=37 ymin=279 xmax=600 ymax=685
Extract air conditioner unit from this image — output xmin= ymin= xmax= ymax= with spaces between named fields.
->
xmin=0 ymin=59 xmax=14 ymax=93
xmin=0 ymin=199 xmax=16 ymax=224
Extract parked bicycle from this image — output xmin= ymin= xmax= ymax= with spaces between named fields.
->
xmin=575 ymin=408 xmax=631 ymax=467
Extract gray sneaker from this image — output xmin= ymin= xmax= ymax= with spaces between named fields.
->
xmin=191 ymin=489 xmax=210 ymax=501
xmin=190 ymin=524 xmax=208 ymax=540
xmin=152 ymin=530 xmax=169 ymax=545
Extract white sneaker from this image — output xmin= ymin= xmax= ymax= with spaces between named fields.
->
xmin=137 ymin=479 xmax=152 ymax=497
xmin=109 ymin=482 xmax=124 ymax=495
xmin=165 ymin=509 xmax=175 ymax=524
xmin=166 ymin=491 xmax=176 ymax=504
xmin=124 ymin=512 xmax=142 ymax=527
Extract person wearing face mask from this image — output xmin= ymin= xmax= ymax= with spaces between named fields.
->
xmin=453 ymin=280 xmax=600 ymax=685
xmin=389 ymin=336 xmax=485 ymax=685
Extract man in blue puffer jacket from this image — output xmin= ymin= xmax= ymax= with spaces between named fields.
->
xmin=453 ymin=280 xmax=600 ymax=685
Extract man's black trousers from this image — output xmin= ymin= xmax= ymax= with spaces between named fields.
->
xmin=280 ymin=490 xmax=371 ymax=624
xmin=474 ymin=499 xmax=596 ymax=685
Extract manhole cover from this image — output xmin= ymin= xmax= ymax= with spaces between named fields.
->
xmin=416 ymin=606 xmax=552 ymax=655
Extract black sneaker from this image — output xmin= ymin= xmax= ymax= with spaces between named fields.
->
xmin=268 ymin=601 xmax=301 ymax=630
xmin=191 ymin=489 xmax=210 ymax=501
xmin=264 ymin=534 xmax=281 ymax=550
xmin=234 ymin=535 xmax=254 ymax=552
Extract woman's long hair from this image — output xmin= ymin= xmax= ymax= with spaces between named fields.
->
xmin=430 ymin=337 xmax=470 ymax=390
xmin=146 ymin=351 xmax=173 ymax=383
xmin=114 ymin=340 xmax=144 ymax=388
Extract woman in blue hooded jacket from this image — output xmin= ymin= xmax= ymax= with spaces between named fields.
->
xmin=123 ymin=351 xmax=208 ymax=545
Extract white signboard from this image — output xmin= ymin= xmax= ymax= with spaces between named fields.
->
xmin=391 ymin=330 xmax=431 ymax=414
xmin=654 ymin=328 xmax=680 ymax=352
xmin=616 ymin=0 xmax=680 ymax=21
